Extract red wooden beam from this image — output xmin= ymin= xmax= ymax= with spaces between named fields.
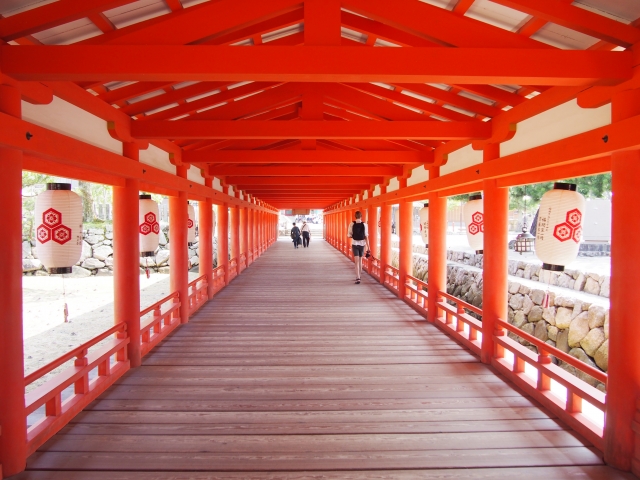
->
xmin=341 ymin=10 xmax=441 ymax=47
xmin=491 ymin=0 xmax=640 ymax=48
xmin=184 ymin=150 xmax=430 ymax=164
xmin=131 ymin=119 xmax=491 ymax=140
xmin=3 ymin=46 xmax=631 ymax=86
xmin=0 ymin=0 xmax=133 ymax=42
xmin=209 ymin=165 xmax=403 ymax=176
xmin=227 ymin=176 xmax=384 ymax=185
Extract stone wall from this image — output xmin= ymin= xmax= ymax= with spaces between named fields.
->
xmin=391 ymin=248 xmax=609 ymax=391
xmin=22 ymin=225 xmax=216 ymax=277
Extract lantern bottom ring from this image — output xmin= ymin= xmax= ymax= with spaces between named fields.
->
xmin=475 ymin=250 xmax=484 ymax=255
xmin=48 ymin=267 xmax=72 ymax=275
xmin=140 ymin=251 xmax=155 ymax=257
xmin=542 ymin=263 xmax=565 ymax=272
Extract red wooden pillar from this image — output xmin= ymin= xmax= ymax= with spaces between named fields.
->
xmin=249 ymin=207 xmax=256 ymax=263
xmin=113 ymin=142 xmax=141 ymax=366
xmin=217 ymin=203 xmax=229 ymax=284
xmin=199 ymin=178 xmax=213 ymax=298
xmin=605 ymin=90 xmax=640 ymax=472
xmin=170 ymin=166 xmax=190 ymax=324
xmin=427 ymin=168 xmax=446 ymax=323
xmin=239 ymin=204 xmax=247 ymax=270
xmin=368 ymin=204 xmax=379 ymax=259
xmin=0 ymin=82 xmax=27 ymax=477
xmin=230 ymin=203 xmax=239 ymax=265
xmin=481 ymin=144 xmax=508 ymax=365
xmin=398 ymin=200 xmax=413 ymax=299
xmin=380 ymin=202 xmax=392 ymax=285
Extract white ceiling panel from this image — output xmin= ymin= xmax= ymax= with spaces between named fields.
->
xmin=532 ymin=22 xmax=600 ymax=50
xmin=0 ymin=0 xmax=56 ymax=17
xmin=105 ymin=0 xmax=171 ymax=29
xmin=418 ymin=0 xmax=456 ymax=11
xmin=31 ymin=18 xmax=103 ymax=45
xmin=574 ymin=0 xmax=640 ymax=24
xmin=465 ymin=0 xmax=530 ymax=32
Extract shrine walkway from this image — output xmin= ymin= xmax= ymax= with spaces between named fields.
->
xmin=17 ymin=239 xmax=633 ymax=479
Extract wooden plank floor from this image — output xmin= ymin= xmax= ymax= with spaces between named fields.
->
xmin=19 ymin=239 xmax=635 ymax=479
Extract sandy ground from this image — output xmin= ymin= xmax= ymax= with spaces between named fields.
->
xmin=23 ymin=271 xmax=199 ymax=393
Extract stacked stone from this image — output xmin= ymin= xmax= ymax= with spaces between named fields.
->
xmin=21 ymin=225 xmax=217 ymax=276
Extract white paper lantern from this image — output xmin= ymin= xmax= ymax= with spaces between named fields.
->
xmin=188 ymin=203 xmax=196 ymax=245
xmin=535 ymin=183 xmax=585 ymax=271
xmin=463 ymin=194 xmax=484 ymax=254
xmin=139 ymin=194 xmax=160 ymax=257
xmin=35 ymin=183 xmax=83 ymax=274
xmin=419 ymin=203 xmax=429 ymax=246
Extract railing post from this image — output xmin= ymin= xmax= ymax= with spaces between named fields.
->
xmin=230 ymin=203 xmax=239 ymax=274
xmin=0 ymin=81 xmax=27 ymax=476
xmin=239 ymin=203 xmax=247 ymax=271
xmin=481 ymin=145 xmax=508 ymax=365
xmin=199 ymin=178 xmax=214 ymax=299
xmin=170 ymin=165 xmax=190 ymax=324
xmin=427 ymin=169 xmax=446 ymax=323
xmin=113 ymin=142 xmax=141 ymax=366
xmin=398 ymin=200 xmax=413 ymax=299
xmin=368 ymin=203 xmax=378 ymax=259
xmin=605 ymin=89 xmax=640 ymax=471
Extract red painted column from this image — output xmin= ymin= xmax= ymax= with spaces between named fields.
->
xmin=113 ymin=142 xmax=141 ymax=366
xmin=249 ymin=207 xmax=256 ymax=263
xmin=217 ymin=203 xmax=229 ymax=284
xmin=380 ymin=202 xmax=392 ymax=285
xmin=427 ymin=168 xmax=447 ymax=323
xmin=230 ymin=203 xmax=239 ymax=265
xmin=368 ymin=204 xmax=379 ymax=259
xmin=199 ymin=178 xmax=213 ymax=298
xmin=605 ymin=90 xmax=640 ymax=472
xmin=170 ymin=166 xmax=190 ymax=324
xmin=0 ymin=82 xmax=27 ymax=477
xmin=398 ymin=200 xmax=413 ymax=299
xmin=239 ymin=204 xmax=247 ymax=270
xmin=481 ymin=144 xmax=508 ymax=364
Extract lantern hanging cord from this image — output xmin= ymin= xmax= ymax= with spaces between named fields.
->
xmin=62 ymin=274 xmax=69 ymax=323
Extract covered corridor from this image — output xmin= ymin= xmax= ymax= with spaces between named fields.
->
xmin=18 ymin=239 xmax=632 ymax=478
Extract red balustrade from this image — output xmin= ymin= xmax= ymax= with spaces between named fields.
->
xmin=435 ymin=290 xmax=483 ymax=356
xmin=404 ymin=275 xmax=428 ymax=315
xmin=228 ymin=257 xmax=238 ymax=281
xmin=211 ymin=265 xmax=226 ymax=295
xmin=188 ymin=274 xmax=208 ymax=315
xmin=24 ymin=322 xmax=130 ymax=455
xmin=383 ymin=265 xmax=400 ymax=293
xmin=140 ymin=292 xmax=181 ymax=357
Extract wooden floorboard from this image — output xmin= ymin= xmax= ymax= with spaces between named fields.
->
xmin=22 ymin=239 xmax=635 ymax=479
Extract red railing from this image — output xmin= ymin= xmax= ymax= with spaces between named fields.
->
xmin=362 ymin=256 xmax=381 ymax=281
xmin=493 ymin=317 xmax=606 ymax=450
xmin=404 ymin=275 xmax=429 ymax=315
xmin=140 ymin=292 xmax=181 ymax=357
xmin=24 ymin=322 xmax=130 ymax=455
xmin=435 ymin=290 xmax=483 ymax=356
xmin=228 ymin=257 xmax=238 ymax=281
xmin=188 ymin=274 xmax=208 ymax=315
xmin=239 ymin=253 xmax=247 ymax=273
xmin=383 ymin=264 xmax=400 ymax=292
xmin=212 ymin=265 xmax=225 ymax=294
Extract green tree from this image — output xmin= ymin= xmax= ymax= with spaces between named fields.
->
xmin=78 ymin=181 xmax=94 ymax=222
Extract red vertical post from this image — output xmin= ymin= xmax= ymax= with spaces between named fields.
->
xmin=481 ymin=144 xmax=508 ymax=365
xmin=427 ymin=168 xmax=446 ymax=323
xmin=605 ymin=90 xmax=640 ymax=472
xmin=199 ymin=179 xmax=213 ymax=298
xmin=249 ymin=207 xmax=256 ymax=263
xmin=113 ymin=142 xmax=141 ymax=366
xmin=230 ymin=203 xmax=239 ymax=265
xmin=0 ymin=82 xmax=27 ymax=477
xmin=170 ymin=166 xmax=190 ymax=324
xmin=217 ymin=203 xmax=229 ymax=284
xmin=380 ymin=202 xmax=392 ymax=285
xmin=368 ymin=203 xmax=379 ymax=259
xmin=239 ymin=204 xmax=247 ymax=270
xmin=398 ymin=200 xmax=413 ymax=298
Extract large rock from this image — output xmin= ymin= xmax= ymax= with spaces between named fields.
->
xmin=534 ymin=320 xmax=548 ymax=342
xmin=584 ymin=277 xmax=601 ymax=295
xmin=573 ymin=273 xmax=586 ymax=291
xmin=522 ymin=295 xmax=534 ymax=315
xmin=82 ymin=258 xmax=105 ymax=270
xmin=508 ymin=282 xmax=521 ymax=294
xmin=556 ymin=329 xmax=570 ymax=353
xmin=159 ymin=230 xmax=168 ymax=245
xmin=594 ymin=339 xmax=608 ymax=371
xmin=65 ymin=266 xmax=92 ymax=278
xmin=509 ymin=294 xmax=524 ymax=310
xmin=88 ymin=228 xmax=104 ymax=235
xmin=22 ymin=258 xmax=42 ymax=272
xmin=105 ymin=256 xmax=114 ymax=267
xmin=84 ymin=234 xmax=104 ymax=245
xmin=78 ymin=240 xmax=92 ymax=263
xmin=587 ymin=305 xmax=606 ymax=329
xmin=105 ymin=231 xmax=113 ymax=240
xmin=528 ymin=306 xmax=543 ymax=323
xmin=568 ymin=312 xmax=590 ymax=348
xmin=604 ymin=311 xmax=609 ymax=339
xmin=580 ymin=327 xmax=605 ymax=357
xmin=156 ymin=249 xmax=170 ymax=266
xmin=22 ymin=240 xmax=31 ymax=258
xmin=512 ymin=311 xmax=527 ymax=328
xmin=520 ymin=323 xmax=535 ymax=345
xmin=158 ymin=266 xmax=171 ymax=274
xmin=530 ymin=289 xmax=545 ymax=306
xmin=555 ymin=307 xmax=573 ymax=329
xmin=568 ymin=348 xmax=600 ymax=387
xmin=92 ymin=245 xmax=113 ymax=261
xmin=547 ymin=325 xmax=559 ymax=342
xmin=542 ymin=307 xmax=556 ymax=325
xmin=600 ymin=276 xmax=610 ymax=298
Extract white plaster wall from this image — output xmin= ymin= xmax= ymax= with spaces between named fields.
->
xmin=139 ymin=143 xmax=174 ymax=174
xmin=408 ymin=165 xmax=430 ymax=186
xmin=440 ymin=145 xmax=483 ymax=176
